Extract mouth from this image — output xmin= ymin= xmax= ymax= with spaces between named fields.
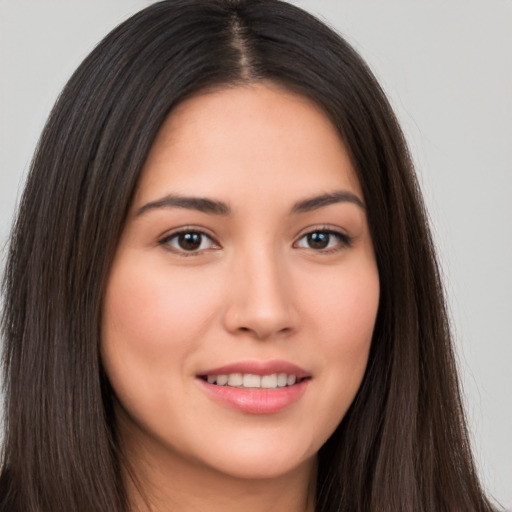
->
xmin=196 ymin=361 xmax=311 ymax=414
xmin=199 ymin=373 xmax=307 ymax=389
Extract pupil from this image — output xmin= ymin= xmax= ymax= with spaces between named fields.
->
xmin=308 ymin=232 xmax=329 ymax=249
xmin=178 ymin=232 xmax=202 ymax=250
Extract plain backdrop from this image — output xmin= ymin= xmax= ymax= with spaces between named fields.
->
xmin=0 ymin=0 xmax=511 ymax=509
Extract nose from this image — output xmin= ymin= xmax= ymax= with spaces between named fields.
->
xmin=222 ymin=247 xmax=298 ymax=340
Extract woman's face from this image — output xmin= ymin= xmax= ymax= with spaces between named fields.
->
xmin=101 ymin=84 xmax=379 ymax=481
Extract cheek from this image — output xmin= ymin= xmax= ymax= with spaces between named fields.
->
xmin=100 ymin=258 xmax=224 ymax=399
xmin=298 ymin=260 xmax=379 ymax=427
xmin=304 ymin=260 xmax=379 ymax=351
xmin=327 ymin=274 xmax=378 ymax=373
xmin=103 ymin=260 xmax=219 ymax=350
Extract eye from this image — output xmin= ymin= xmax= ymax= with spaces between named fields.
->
xmin=160 ymin=230 xmax=219 ymax=254
xmin=294 ymin=229 xmax=351 ymax=252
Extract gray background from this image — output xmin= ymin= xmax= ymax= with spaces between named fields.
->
xmin=0 ymin=0 xmax=510 ymax=508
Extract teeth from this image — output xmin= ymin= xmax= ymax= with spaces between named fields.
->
xmin=287 ymin=375 xmax=297 ymax=386
xmin=204 ymin=373 xmax=301 ymax=389
xmin=277 ymin=373 xmax=288 ymax=387
xmin=227 ymin=373 xmax=243 ymax=386
xmin=216 ymin=374 xmax=228 ymax=386
xmin=243 ymin=374 xmax=261 ymax=388
xmin=261 ymin=374 xmax=277 ymax=388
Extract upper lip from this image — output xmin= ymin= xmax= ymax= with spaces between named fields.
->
xmin=197 ymin=360 xmax=311 ymax=379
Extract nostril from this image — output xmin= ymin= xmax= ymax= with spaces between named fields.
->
xmin=235 ymin=324 xmax=294 ymax=340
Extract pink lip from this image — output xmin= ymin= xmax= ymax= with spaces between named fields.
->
xmin=196 ymin=360 xmax=311 ymax=415
xmin=197 ymin=360 xmax=310 ymax=379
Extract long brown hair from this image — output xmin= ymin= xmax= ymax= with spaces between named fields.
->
xmin=0 ymin=1 xmax=495 ymax=511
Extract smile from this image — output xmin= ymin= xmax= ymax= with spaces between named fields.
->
xmin=202 ymin=373 xmax=300 ymax=388
xmin=196 ymin=361 xmax=311 ymax=414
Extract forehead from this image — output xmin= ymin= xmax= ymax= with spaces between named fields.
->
xmin=134 ymin=83 xmax=362 ymax=208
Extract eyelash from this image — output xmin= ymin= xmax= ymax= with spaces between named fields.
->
xmin=159 ymin=227 xmax=220 ymax=257
xmin=294 ymin=228 xmax=353 ymax=253
xmin=158 ymin=227 xmax=352 ymax=256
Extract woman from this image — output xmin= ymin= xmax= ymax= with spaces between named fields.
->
xmin=0 ymin=1 xmax=496 ymax=511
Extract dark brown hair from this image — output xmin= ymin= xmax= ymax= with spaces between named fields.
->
xmin=0 ymin=1 xmax=496 ymax=511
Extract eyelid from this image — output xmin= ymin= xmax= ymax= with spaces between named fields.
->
xmin=293 ymin=225 xmax=353 ymax=252
xmin=157 ymin=224 xmax=352 ymax=256
xmin=158 ymin=226 xmax=221 ymax=256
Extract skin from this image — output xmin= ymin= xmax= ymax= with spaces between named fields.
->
xmin=101 ymin=83 xmax=380 ymax=512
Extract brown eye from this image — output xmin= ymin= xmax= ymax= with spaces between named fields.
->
xmin=177 ymin=232 xmax=203 ymax=251
xmin=295 ymin=230 xmax=351 ymax=252
xmin=161 ymin=230 xmax=218 ymax=254
xmin=306 ymin=232 xmax=330 ymax=249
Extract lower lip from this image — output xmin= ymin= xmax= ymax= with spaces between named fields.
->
xmin=197 ymin=379 xmax=309 ymax=414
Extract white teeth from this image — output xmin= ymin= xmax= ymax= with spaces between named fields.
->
xmin=216 ymin=374 xmax=228 ymax=386
xmin=205 ymin=373 xmax=301 ymax=388
xmin=227 ymin=373 xmax=243 ymax=386
xmin=261 ymin=374 xmax=277 ymax=388
xmin=243 ymin=374 xmax=261 ymax=388
xmin=277 ymin=373 xmax=288 ymax=387
xmin=287 ymin=375 xmax=297 ymax=386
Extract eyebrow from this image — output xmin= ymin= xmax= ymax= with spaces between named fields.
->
xmin=136 ymin=189 xmax=364 ymax=217
xmin=136 ymin=194 xmax=231 ymax=217
xmin=291 ymin=190 xmax=365 ymax=213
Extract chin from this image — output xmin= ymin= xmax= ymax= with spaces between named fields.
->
xmin=210 ymin=453 xmax=315 ymax=481
xmin=194 ymin=432 xmax=319 ymax=481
